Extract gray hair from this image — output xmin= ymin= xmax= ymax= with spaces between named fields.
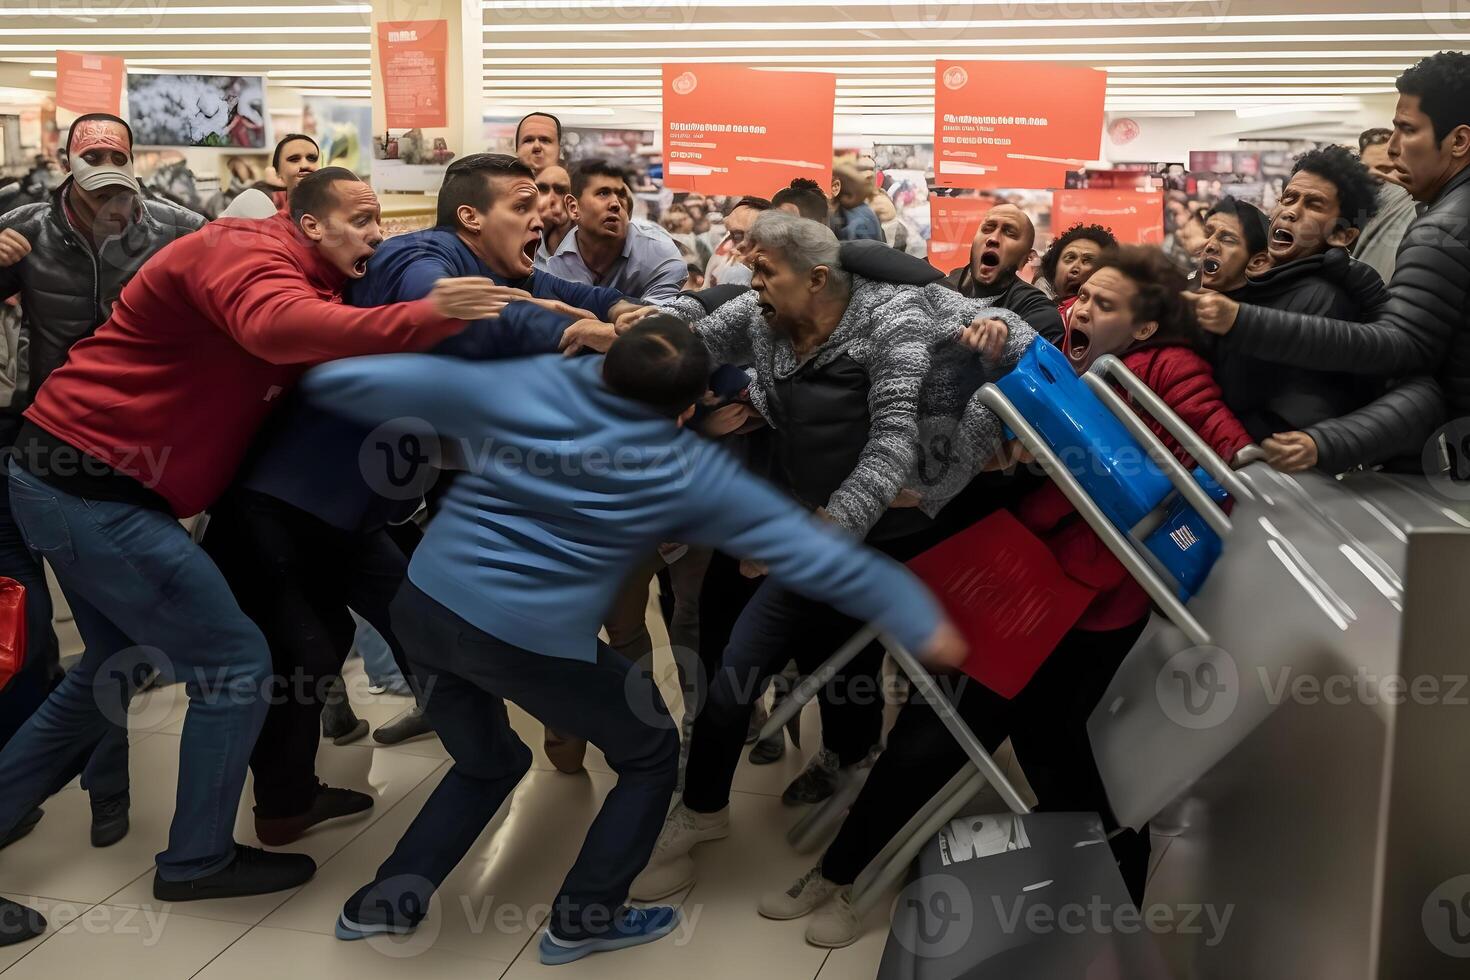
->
xmin=746 ymin=210 xmax=851 ymax=293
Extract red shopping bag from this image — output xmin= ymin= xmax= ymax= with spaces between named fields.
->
xmin=0 ymin=576 xmax=26 ymax=691
xmin=906 ymin=510 xmax=1097 ymax=698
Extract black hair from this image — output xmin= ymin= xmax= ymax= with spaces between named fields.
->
xmin=271 ymin=133 xmax=319 ymax=172
xmin=436 ymin=152 xmax=535 ymax=228
xmin=1090 ymin=245 xmax=1200 ymax=351
xmin=1358 ymin=127 xmax=1393 ymax=153
xmin=64 ymin=112 xmax=133 ymax=155
xmin=570 ymin=157 xmax=628 ymax=199
xmin=1289 ymin=144 xmax=1380 ymax=230
xmin=289 ymin=166 xmax=362 ymax=224
xmin=1206 ymin=196 xmax=1269 ymax=256
xmin=732 ymin=195 xmax=773 ymax=212
xmin=1396 ymin=52 xmax=1470 ymax=145
xmin=1039 ymin=223 xmax=1117 ymax=286
xmin=602 ymin=314 xmax=710 ymax=417
xmin=515 ymin=111 xmax=563 ymax=146
xmin=772 ymin=178 xmax=827 ymax=222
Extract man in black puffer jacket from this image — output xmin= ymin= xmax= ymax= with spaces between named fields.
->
xmin=1190 ymin=53 xmax=1470 ymax=473
xmin=0 ymin=114 xmax=203 ymax=881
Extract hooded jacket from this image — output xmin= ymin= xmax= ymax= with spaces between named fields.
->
xmin=1212 ymin=247 xmax=1381 ymax=442
xmin=1226 ymin=165 xmax=1470 ymax=417
xmin=0 ymin=179 xmax=205 ymax=414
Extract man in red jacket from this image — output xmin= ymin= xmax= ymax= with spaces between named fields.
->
xmin=0 ymin=167 xmax=518 ymax=905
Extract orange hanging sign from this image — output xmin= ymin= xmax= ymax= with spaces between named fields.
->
xmin=934 ymin=61 xmax=1106 ymax=191
xmin=662 ymin=65 xmax=835 ymax=197
xmin=377 ymin=20 xmax=447 ymax=129
xmin=927 ymin=195 xmax=998 ymax=271
xmin=1051 ymin=189 xmax=1165 ymax=245
xmin=55 ymin=52 xmax=125 ymax=117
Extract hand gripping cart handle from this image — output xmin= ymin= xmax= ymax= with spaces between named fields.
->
xmin=758 ymin=339 xmax=1250 ymax=911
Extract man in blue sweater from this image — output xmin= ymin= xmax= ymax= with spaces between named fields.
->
xmin=305 ymin=317 xmax=963 ymax=964
xmin=200 ymin=154 xmax=642 ymax=846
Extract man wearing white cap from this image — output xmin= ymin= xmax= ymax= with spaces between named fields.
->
xmin=0 ymin=113 xmax=203 ymax=935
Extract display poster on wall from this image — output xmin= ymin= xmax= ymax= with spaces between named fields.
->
xmin=377 ymin=20 xmax=448 ymax=129
xmin=662 ymin=64 xmax=835 ymax=197
xmin=56 ymin=52 xmax=125 ymax=116
xmin=934 ymin=61 xmax=1105 ymax=190
xmin=1051 ymin=189 xmax=1165 ymax=245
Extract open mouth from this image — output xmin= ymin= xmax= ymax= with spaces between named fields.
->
xmin=1064 ymin=324 xmax=1091 ymax=367
xmin=1271 ymin=226 xmax=1295 ymax=249
xmin=351 ymin=254 xmax=371 ymax=277
xmin=979 ymin=249 xmax=1000 ymax=268
xmin=1201 ymin=256 xmax=1221 ymax=276
xmin=521 ymin=237 xmax=539 ymax=264
xmin=757 ymin=301 xmax=776 ymax=320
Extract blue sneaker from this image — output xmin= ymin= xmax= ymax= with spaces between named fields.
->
xmin=334 ymin=882 xmax=425 ymax=941
xmin=538 ymin=906 xmax=680 ymax=965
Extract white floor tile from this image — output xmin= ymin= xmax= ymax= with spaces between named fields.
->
xmin=0 ymin=894 xmax=92 ymax=972
xmin=192 ymin=924 xmax=511 ymax=980
xmin=0 ymin=904 xmax=248 ymax=980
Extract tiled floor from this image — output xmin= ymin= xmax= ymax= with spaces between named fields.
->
xmin=7 ymin=584 xmax=1176 ymax=979
xmin=1 ymin=590 xmax=907 ymax=980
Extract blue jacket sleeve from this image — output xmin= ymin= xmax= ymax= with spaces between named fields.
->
xmin=432 ymin=301 xmax=572 ymax=360
xmin=297 ymin=354 xmax=520 ymax=440
xmin=532 ymin=272 xmax=624 ymax=321
xmin=674 ymin=450 xmax=944 ymax=653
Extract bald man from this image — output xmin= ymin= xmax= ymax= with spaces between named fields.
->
xmin=940 ymin=203 xmax=1064 ymax=344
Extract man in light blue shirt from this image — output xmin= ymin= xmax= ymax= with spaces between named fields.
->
xmin=542 ymin=158 xmax=688 ymax=301
xmin=306 ymin=316 xmax=964 ymax=965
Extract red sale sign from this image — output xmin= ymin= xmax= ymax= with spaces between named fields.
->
xmin=934 ymin=61 xmax=1106 ymax=191
xmin=662 ymin=65 xmax=835 ymax=196
xmin=55 ymin=51 xmax=125 ymax=116
xmin=1051 ymin=189 xmax=1165 ymax=245
xmin=377 ymin=20 xmax=447 ymax=129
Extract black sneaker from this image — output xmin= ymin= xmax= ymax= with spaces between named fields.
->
xmin=781 ymin=748 xmax=841 ymax=806
xmin=152 ymin=844 xmax=317 ymax=902
xmin=372 ymin=706 xmax=433 ymax=746
xmin=334 ymin=879 xmax=428 ymax=941
xmin=0 ymin=898 xmax=46 ymax=947
xmin=91 ymin=791 xmax=130 ymax=848
xmin=255 ymin=785 xmax=374 ymax=847
xmin=747 ymin=731 xmax=786 ymax=765
xmin=0 ymin=807 xmax=43 ymax=850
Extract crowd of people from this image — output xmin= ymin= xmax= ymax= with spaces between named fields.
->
xmin=0 ymin=50 xmax=1467 ymax=965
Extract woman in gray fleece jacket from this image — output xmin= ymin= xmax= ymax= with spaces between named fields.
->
xmin=632 ymin=212 xmax=1035 ymax=905
xmin=657 ymin=210 xmax=1035 ymax=540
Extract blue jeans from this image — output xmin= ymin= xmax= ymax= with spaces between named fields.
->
xmin=0 ymin=460 xmax=272 ymax=879
xmin=352 ymin=612 xmax=410 ymax=695
xmin=364 ymin=581 xmax=678 ymax=939
xmin=0 ymin=434 xmax=129 ymax=802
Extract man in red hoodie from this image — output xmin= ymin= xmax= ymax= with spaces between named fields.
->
xmin=0 ymin=167 xmax=518 ymax=904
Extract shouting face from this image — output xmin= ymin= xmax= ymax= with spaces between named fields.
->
xmin=1063 ymin=266 xmax=1157 ymax=373
xmin=1268 ymin=170 xmax=1353 ymax=266
xmin=459 ymin=174 xmax=544 ymax=279
xmin=300 ymin=179 xmax=383 ymax=279
xmin=969 ymin=204 xmax=1034 ymax=287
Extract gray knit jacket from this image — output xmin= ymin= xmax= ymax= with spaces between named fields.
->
xmin=659 ymin=275 xmax=1036 ymax=536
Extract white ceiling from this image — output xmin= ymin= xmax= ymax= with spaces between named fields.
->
xmin=0 ymin=0 xmax=1456 ymax=137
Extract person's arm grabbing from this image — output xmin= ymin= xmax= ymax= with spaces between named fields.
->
xmin=296 ymin=353 xmax=522 ymax=441
xmin=1302 ymin=376 xmax=1446 ymax=474
xmin=674 ymin=448 xmax=957 ymax=662
xmin=1213 ymin=218 xmax=1466 ymax=376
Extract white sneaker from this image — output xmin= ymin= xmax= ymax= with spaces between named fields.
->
xmin=628 ymin=803 xmax=729 ymax=901
xmin=757 ymin=865 xmax=841 ymax=920
xmin=805 ymin=888 xmax=862 ymax=948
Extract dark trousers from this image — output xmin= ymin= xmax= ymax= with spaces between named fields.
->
xmin=201 ymin=490 xmax=413 ymax=818
xmin=819 ymin=618 xmax=1152 ymax=903
xmin=367 ymin=581 xmax=679 ymax=939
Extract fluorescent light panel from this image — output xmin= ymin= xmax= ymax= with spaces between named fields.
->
xmin=0 ymin=4 xmax=371 ymax=13
xmin=1 ymin=27 xmax=368 ymax=35
xmin=483 ymin=51 xmax=1437 ymax=64
xmin=483 ymin=34 xmax=1467 ymax=51
xmin=482 ymin=13 xmax=1470 ymax=32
